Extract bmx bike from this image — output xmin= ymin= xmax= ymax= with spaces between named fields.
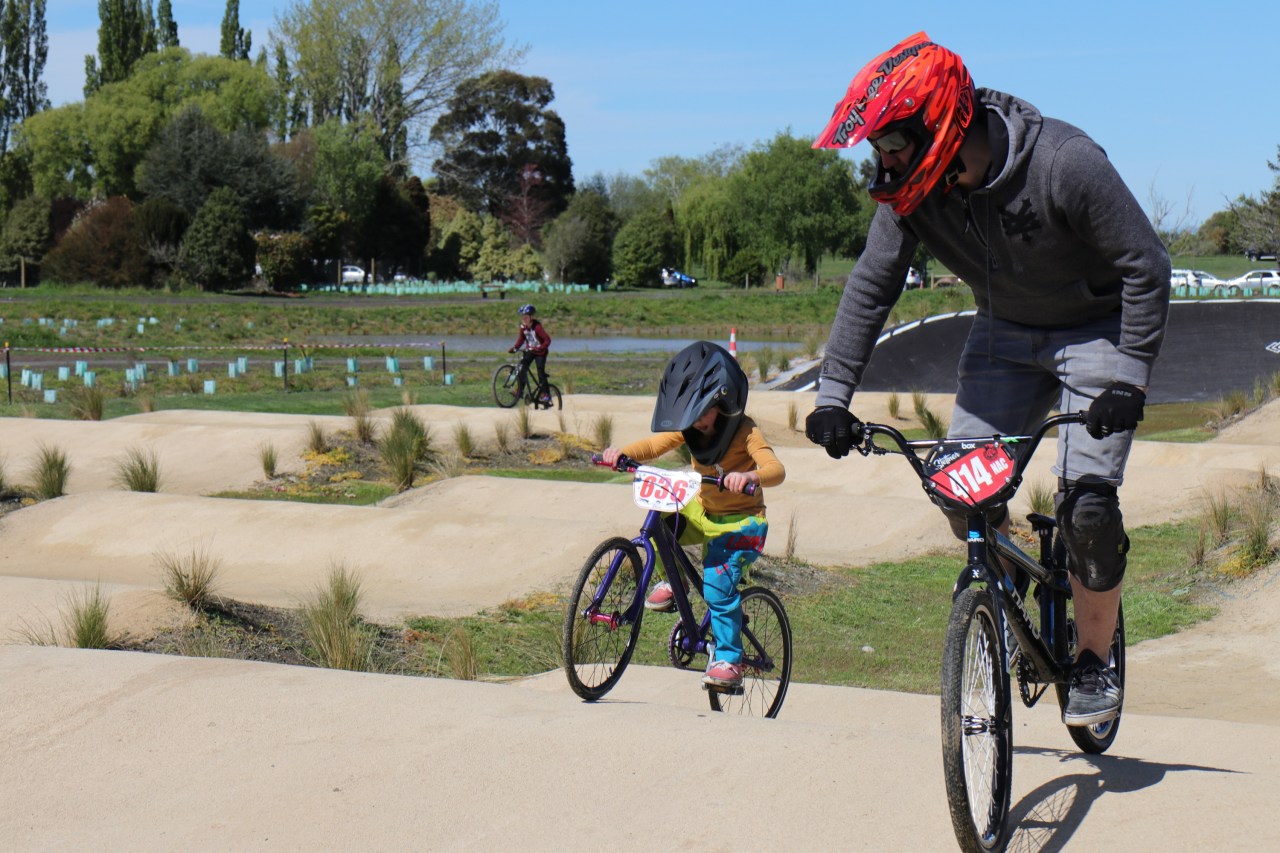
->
xmin=492 ymin=359 xmax=562 ymax=410
xmin=561 ymin=454 xmax=793 ymax=717
xmin=853 ymin=412 xmax=1125 ymax=851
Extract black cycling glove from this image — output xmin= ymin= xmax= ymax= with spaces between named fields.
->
xmin=805 ymin=406 xmax=865 ymax=459
xmin=1086 ymin=382 xmax=1146 ymax=439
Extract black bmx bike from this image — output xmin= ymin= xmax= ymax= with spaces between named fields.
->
xmin=492 ymin=359 xmax=562 ymax=410
xmin=561 ymin=454 xmax=793 ymax=717
xmin=853 ymin=412 xmax=1125 ymax=852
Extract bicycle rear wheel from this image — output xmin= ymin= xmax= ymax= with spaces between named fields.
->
xmin=707 ymin=587 xmax=792 ymax=718
xmin=1055 ymin=602 xmax=1126 ymax=754
xmin=941 ymin=587 xmax=1013 ymax=852
xmin=492 ymin=364 xmax=520 ymax=408
xmin=562 ymin=537 xmax=644 ymax=701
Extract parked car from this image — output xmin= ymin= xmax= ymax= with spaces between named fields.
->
xmin=1171 ymin=269 xmax=1226 ymax=288
xmin=341 ymin=265 xmax=366 ymax=284
xmin=1244 ymin=248 xmax=1277 ymax=262
xmin=660 ymin=267 xmax=697 ymax=288
xmin=1221 ymin=269 xmax=1280 ymax=292
xmin=904 ymin=266 xmax=923 ymax=288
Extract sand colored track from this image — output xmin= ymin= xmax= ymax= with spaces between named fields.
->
xmin=2 ymin=392 xmax=1280 ymax=849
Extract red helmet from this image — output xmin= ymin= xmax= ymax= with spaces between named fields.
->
xmin=813 ymin=32 xmax=976 ymax=215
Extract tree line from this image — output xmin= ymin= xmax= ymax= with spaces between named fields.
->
xmin=0 ymin=0 xmax=1276 ymax=293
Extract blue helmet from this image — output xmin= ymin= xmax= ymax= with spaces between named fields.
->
xmin=518 ymin=304 xmax=536 ymax=315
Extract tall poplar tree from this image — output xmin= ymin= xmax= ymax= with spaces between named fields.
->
xmin=83 ymin=0 xmax=154 ymax=96
xmin=219 ymin=0 xmax=251 ymax=61
xmin=156 ymin=0 xmax=178 ymax=48
xmin=1 ymin=0 xmax=50 ymax=152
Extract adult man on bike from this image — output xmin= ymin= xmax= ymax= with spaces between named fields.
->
xmin=804 ymin=32 xmax=1170 ymax=726
xmin=509 ymin=303 xmax=552 ymax=406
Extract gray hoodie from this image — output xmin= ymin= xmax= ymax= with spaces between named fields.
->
xmin=816 ymin=89 xmax=1171 ymax=408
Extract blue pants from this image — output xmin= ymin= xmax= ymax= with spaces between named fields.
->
xmin=671 ymin=501 xmax=768 ymax=665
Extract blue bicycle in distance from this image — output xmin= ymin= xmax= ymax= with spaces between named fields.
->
xmin=561 ymin=454 xmax=793 ymax=717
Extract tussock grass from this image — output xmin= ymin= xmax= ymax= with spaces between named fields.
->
xmin=493 ymin=420 xmax=512 ymax=454
xmin=787 ymin=401 xmax=799 ymax=431
xmin=888 ymin=392 xmax=901 ymax=420
xmin=155 ymin=544 xmax=221 ymax=611
xmin=68 ymin=385 xmax=105 ymax=421
xmin=516 ymin=405 xmax=532 ymax=439
xmin=28 ymin=442 xmax=70 ymax=499
xmin=802 ymin=330 xmax=824 ymax=360
xmin=441 ymin=625 xmax=479 ymax=680
xmin=381 ymin=408 xmax=432 ymax=490
xmin=452 ymin=421 xmax=476 ymax=458
xmin=784 ymin=509 xmax=800 ymax=563
xmin=754 ymin=347 xmax=773 ymax=381
xmin=113 ymin=446 xmax=162 ymax=492
xmin=918 ymin=405 xmax=947 ymax=439
xmin=301 ymin=564 xmax=376 ymax=671
xmin=343 ymin=389 xmax=377 ymax=444
xmin=1238 ymin=490 xmax=1277 ymax=570
xmin=428 ymin=451 xmax=467 ymax=481
xmin=63 ymin=585 xmax=115 ymax=649
xmin=1203 ymin=488 xmax=1232 ymax=545
xmin=306 ymin=420 xmax=327 ymax=454
xmin=1024 ymin=480 xmax=1055 ymax=517
xmin=260 ymin=442 xmax=278 ymax=478
xmin=592 ymin=413 xmax=614 ymax=449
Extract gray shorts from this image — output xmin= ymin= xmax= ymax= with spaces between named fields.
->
xmin=948 ymin=312 xmax=1134 ymax=486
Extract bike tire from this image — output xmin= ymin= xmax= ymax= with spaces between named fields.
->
xmin=562 ymin=537 xmax=645 ymax=701
xmin=941 ymin=587 xmax=1014 ymax=853
xmin=544 ymin=383 xmax=563 ymax=410
xmin=1055 ymin=602 xmax=1126 ymax=754
xmin=707 ymin=587 xmax=792 ymax=718
xmin=492 ymin=364 xmax=521 ymax=408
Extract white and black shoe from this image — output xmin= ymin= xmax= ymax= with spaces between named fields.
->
xmin=1062 ymin=650 xmax=1122 ymax=726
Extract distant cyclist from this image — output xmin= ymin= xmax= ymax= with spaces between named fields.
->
xmin=805 ymin=32 xmax=1170 ymax=726
xmin=509 ymin=304 xmax=552 ymax=406
xmin=602 ymin=341 xmax=786 ymax=690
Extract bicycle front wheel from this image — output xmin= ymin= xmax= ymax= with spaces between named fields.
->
xmin=941 ymin=587 xmax=1013 ymax=852
xmin=492 ymin=364 xmax=520 ymax=408
xmin=707 ymin=587 xmax=792 ymax=718
xmin=562 ymin=537 xmax=645 ymax=701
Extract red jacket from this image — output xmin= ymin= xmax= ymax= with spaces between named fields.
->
xmin=512 ymin=320 xmax=551 ymax=356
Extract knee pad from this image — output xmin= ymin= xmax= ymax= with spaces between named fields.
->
xmin=939 ymin=501 xmax=1009 ymax=540
xmin=1056 ymin=482 xmax=1128 ymax=592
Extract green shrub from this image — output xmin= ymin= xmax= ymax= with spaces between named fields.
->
xmin=177 ymin=187 xmax=255 ymax=292
xmin=43 ymin=197 xmax=153 ymax=288
xmin=611 ymin=210 xmax=676 ymax=287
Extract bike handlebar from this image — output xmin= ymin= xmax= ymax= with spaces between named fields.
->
xmin=592 ymin=453 xmax=758 ymax=497
xmin=855 ymin=411 xmax=1088 ymax=504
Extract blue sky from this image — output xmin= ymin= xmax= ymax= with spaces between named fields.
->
xmin=44 ymin=1 xmax=1280 ymax=227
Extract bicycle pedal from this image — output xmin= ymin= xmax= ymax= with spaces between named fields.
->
xmin=702 ymin=682 xmax=745 ymax=696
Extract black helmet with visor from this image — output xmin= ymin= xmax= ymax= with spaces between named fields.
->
xmin=651 ymin=341 xmax=748 ymax=466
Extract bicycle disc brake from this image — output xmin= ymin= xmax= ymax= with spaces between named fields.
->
xmin=667 ymin=621 xmax=700 ymax=670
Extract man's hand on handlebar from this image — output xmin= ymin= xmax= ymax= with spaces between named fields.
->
xmin=805 ymin=406 xmax=865 ymax=459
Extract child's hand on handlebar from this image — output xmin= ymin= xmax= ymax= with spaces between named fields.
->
xmin=721 ymin=471 xmax=759 ymax=494
xmin=601 ymin=447 xmax=623 ymax=469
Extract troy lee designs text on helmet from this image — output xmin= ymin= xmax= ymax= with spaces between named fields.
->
xmin=830 ymin=40 xmax=936 ymax=147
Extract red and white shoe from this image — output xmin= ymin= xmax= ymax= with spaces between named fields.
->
xmin=644 ymin=581 xmax=675 ymax=612
xmin=702 ymin=660 xmax=744 ymax=689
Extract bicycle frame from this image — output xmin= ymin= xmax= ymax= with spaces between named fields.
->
xmin=858 ymin=412 xmax=1087 ymax=691
xmin=587 ymin=456 xmax=777 ymax=677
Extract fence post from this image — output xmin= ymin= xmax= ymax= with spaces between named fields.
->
xmin=4 ymin=342 xmax=10 ymax=405
xmin=441 ymin=342 xmax=447 ymax=385
xmin=283 ymin=338 xmax=289 ymax=391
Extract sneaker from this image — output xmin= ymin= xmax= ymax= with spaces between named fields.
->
xmin=1062 ymin=650 xmax=1123 ymax=726
xmin=702 ymin=660 xmax=744 ymax=689
xmin=644 ymin=581 xmax=675 ymax=612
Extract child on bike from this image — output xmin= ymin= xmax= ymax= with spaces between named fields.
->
xmin=509 ymin=303 xmax=552 ymax=406
xmin=601 ymin=341 xmax=785 ymax=689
